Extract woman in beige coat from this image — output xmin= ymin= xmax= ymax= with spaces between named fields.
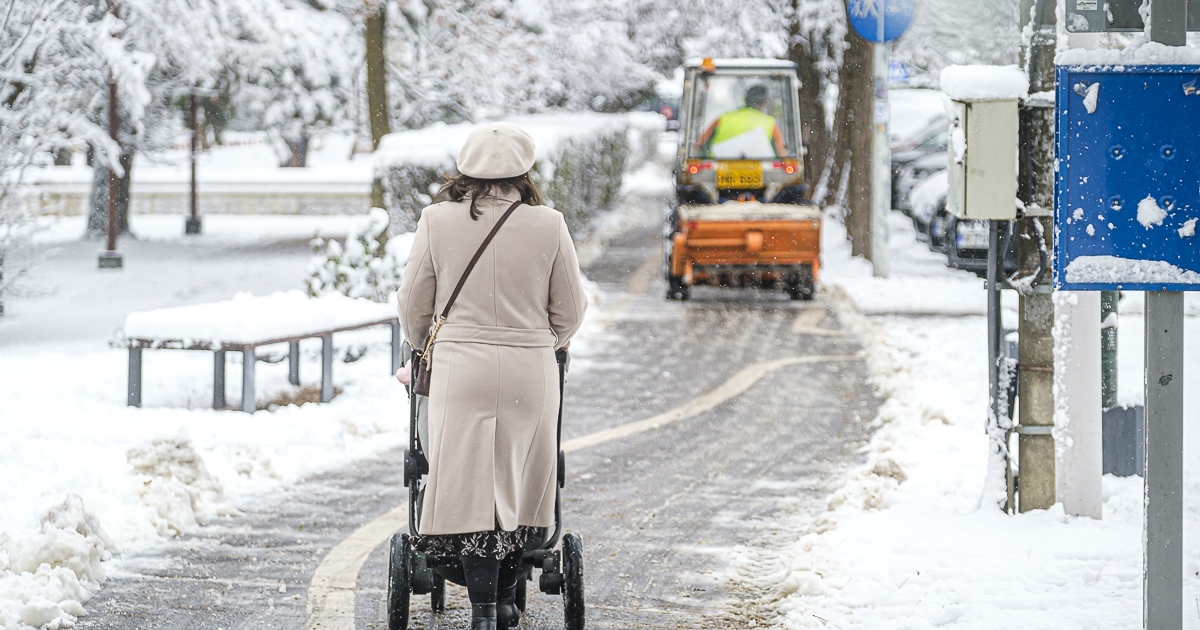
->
xmin=397 ymin=122 xmax=587 ymax=630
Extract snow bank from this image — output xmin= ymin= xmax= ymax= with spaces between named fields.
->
xmin=724 ymin=212 xmax=1200 ymax=628
xmin=1065 ymin=255 xmax=1200 ymax=285
xmin=375 ymin=112 xmax=663 ymax=238
xmin=1057 ymin=40 xmax=1200 ymax=66
xmin=121 ymin=290 xmax=396 ymax=345
xmin=939 ymin=64 xmax=1028 ymax=101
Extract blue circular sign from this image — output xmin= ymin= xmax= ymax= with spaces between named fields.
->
xmin=848 ymin=0 xmax=915 ymax=43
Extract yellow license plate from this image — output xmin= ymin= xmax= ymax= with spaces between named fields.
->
xmin=716 ymin=161 xmax=763 ymax=189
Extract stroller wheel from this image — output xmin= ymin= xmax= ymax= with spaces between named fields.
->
xmin=562 ymin=533 xmax=585 ymax=630
xmin=430 ymin=573 xmax=445 ymax=613
xmin=387 ymin=534 xmax=412 ymax=630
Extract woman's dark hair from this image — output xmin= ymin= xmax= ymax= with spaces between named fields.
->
xmin=433 ymin=172 xmax=545 ymax=220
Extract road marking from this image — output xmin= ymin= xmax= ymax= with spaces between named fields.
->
xmin=592 ymin=252 xmax=662 ymax=328
xmin=301 ymin=352 xmax=859 ymax=629
xmin=792 ymin=306 xmax=826 ymax=330
xmin=304 ymin=504 xmax=406 ymax=629
xmin=791 ymin=307 xmax=853 ymax=337
xmin=562 ymin=354 xmax=860 ymax=453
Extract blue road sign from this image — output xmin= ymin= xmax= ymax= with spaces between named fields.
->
xmin=848 ymin=0 xmax=915 ymax=43
xmin=1055 ymin=65 xmax=1200 ymax=291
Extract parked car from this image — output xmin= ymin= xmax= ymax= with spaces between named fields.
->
xmin=945 ymin=215 xmax=1020 ymax=278
xmin=889 ymin=89 xmax=948 ymax=209
xmin=894 ymin=151 xmax=947 ymax=216
xmin=908 ymin=169 xmax=948 ymax=240
xmin=907 ymin=169 xmax=1019 ymax=278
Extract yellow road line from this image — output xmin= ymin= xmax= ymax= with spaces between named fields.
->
xmin=304 ymin=504 xmax=406 ymax=629
xmin=562 ymin=354 xmax=860 ymax=453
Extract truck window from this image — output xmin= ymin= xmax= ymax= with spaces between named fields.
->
xmin=688 ymin=74 xmax=798 ymax=160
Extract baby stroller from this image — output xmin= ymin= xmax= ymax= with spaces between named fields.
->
xmin=387 ymin=347 xmax=585 ymax=630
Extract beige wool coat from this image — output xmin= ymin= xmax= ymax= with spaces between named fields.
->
xmin=397 ymin=190 xmax=588 ymax=536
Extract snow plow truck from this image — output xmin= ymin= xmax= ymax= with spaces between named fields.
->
xmin=665 ymin=58 xmax=820 ymax=300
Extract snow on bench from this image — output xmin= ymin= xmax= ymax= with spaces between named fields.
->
xmin=120 ymin=291 xmax=400 ymax=412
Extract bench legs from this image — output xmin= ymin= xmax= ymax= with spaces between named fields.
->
xmin=242 ymin=348 xmax=256 ymax=413
xmin=289 ymin=341 xmax=300 ymax=385
xmin=321 ymin=334 xmax=334 ymax=403
xmin=391 ymin=323 xmax=401 ymax=375
xmin=128 ymin=347 xmax=142 ymax=407
xmin=214 ymin=350 xmax=226 ymax=408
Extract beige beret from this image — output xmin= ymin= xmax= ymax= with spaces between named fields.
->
xmin=456 ymin=122 xmax=536 ymax=179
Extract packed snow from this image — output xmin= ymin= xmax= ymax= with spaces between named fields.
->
xmin=1066 ymin=255 xmax=1200 ymax=285
xmin=1057 ymin=39 xmax=1200 ymax=66
xmin=1138 ymin=194 xmax=1168 ymax=228
xmin=122 ymin=290 xmax=398 ymax=346
xmin=1081 ymin=81 xmax=1100 ymax=113
xmin=939 ymin=64 xmax=1028 ymax=101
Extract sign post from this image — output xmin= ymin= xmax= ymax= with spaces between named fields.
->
xmin=1056 ymin=1 xmax=1190 ymax=621
xmin=848 ymin=0 xmax=915 ymax=278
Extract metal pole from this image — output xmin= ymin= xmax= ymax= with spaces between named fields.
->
xmin=869 ymin=14 xmax=891 ymax=277
xmin=127 ymin=347 xmax=142 ymax=407
xmin=288 ymin=341 xmax=300 ymax=386
xmin=1101 ymin=291 xmax=1118 ymax=409
xmin=1144 ymin=3 xmax=1185 ymax=627
xmin=241 ymin=348 xmax=256 ymax=413
xmin=98 ymin=77 xmax=123 ymax=269
xmin=321 ymin=334 xmax=334 ymax=403
xmin=185 ymin=92 xmax=201 ymax=235
xmin=985 ymin=220 xmax=1013 ymax=511
xmin=213 ymin=350 xmax=226 ymax=409
xmin=1144 ymin=291 xmax=1183 ymax=630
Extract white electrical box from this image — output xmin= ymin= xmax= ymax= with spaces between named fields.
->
xmin=946 ymin=98 xmax=1019 ymax=220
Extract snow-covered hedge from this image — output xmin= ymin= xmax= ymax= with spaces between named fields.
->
xmin=306 ymin=209 xmax=412 ymax=302
xmin=373 ymin=113 xmax=663 ymax=239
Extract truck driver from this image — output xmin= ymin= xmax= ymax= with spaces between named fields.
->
xmin=695 ymin=84 xmax=788 ymax=159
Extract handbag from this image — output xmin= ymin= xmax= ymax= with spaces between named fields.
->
xmin=411 ymin=198 xmax=524 ymax=397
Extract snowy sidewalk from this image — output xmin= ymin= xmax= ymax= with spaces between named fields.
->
xmin=0 ymin=215 xmax=408 ymax=628
xmin=731 ymin=212 xmax=1200 ymax=629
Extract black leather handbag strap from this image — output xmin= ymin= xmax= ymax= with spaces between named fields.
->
xmin=439 ymin=198 xmax=523 ymax=320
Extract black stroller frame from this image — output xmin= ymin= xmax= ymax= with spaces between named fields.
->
xmin=387 ymin=348 xmax=585 ymax=630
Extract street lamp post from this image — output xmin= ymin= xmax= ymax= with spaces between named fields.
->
xmin=98 ymin=76 xmax=123 ymax=269
xmin=185 ymin=91 xmax=202 ymax=235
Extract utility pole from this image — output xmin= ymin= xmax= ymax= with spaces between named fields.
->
xmin=1144 ymin=3 xmax=1186 ymax=628
xmin=98 ymin=76 xmax=123 ymax=270
xmin=870 ymin=35 xmax=891 ymax=278
xmin=1015 ymin=0 xmax=1056 ymax=512
xmin=185 ymin=91 xmax=201 ymax=235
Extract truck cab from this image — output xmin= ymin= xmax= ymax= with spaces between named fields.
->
xmin=667 ymin=58 xmax=821 ymax=300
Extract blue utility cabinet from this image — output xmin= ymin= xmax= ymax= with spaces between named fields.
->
xmin=1055 ymin=64 xmax=1200 ymax=291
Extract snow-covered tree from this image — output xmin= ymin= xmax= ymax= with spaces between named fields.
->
xmin=0 ymin=0 xmax=107 ymax=309
xmin=893 ymin=0 xmax=1021 ymax=86
xmin=228 ymin=0 xmax=359 ymax=166
xmin=386 ymin=0 xmax=657 ymax=129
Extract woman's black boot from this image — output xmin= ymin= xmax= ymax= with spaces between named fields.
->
xmin=471 ymin=603 xmax=498 ymax=630
xmin=497 ymin=583 xmax=520 ymax=629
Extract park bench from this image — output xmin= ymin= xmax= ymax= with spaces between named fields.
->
xmin=119 ymin=291 xmax=401 ymax=412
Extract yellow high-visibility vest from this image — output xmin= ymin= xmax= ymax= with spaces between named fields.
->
xmin=710 ymin=107 xmax=777 ymax=148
